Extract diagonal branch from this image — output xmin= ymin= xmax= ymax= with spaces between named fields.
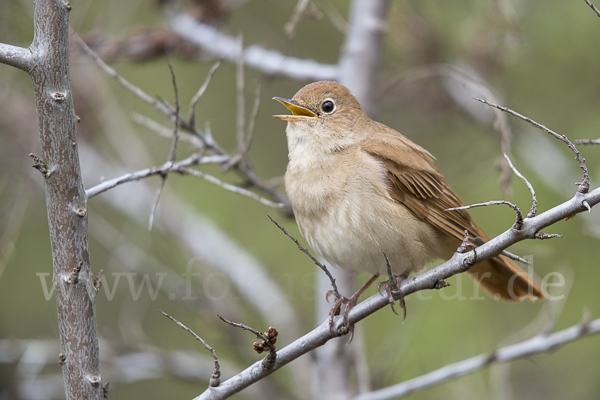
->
xmin=585 ymin=0 xmax=600 ymax=17
xmin=352 ymin=316 xmax=600 ymax=400
xmin=160 ymin=310 xmax=221 ymax=387
xmin=475 ymin=98 xmax=590 ymax=194
xmin=193 ymin=176 xmax=600 ymax=399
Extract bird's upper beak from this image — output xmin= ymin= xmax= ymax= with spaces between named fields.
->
xmin=273 ymin=97 xmax=317 ymax=121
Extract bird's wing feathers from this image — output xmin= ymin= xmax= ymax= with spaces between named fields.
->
xmin=361 ymin=127 xmax=483 ymax=244
xmin=362 ymin=126 xmax=544 ymax=300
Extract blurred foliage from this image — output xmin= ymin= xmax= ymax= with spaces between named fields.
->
xmin=1 ymin=0 xmax=600 ymax=399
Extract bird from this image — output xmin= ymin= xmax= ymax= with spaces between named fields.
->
xmin=273 ymin=81 xmax=544 ymax=328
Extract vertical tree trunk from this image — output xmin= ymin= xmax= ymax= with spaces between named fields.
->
xmin=29 ymin=0 xmax=102 ymax=398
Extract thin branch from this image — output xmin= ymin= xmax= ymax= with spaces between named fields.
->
xmin=447 ymin=201 xmax=524 ymax=231
xmin=231 ymin=36 xmax=246 ymax=169
xmin=504 ymin=154 xmax=537 ymax=217
xmin=0 ymin=43 xmax=34 ymax=72
xmin=285 ymin=0 xmax=311 ymax=39
xmin=352 ymin=316 xmax=600 ymax=400
xmin=159 ymin=310 xmax=220 ymax=387
xmin=85 ymin=153 xmax=228 ymax=198
xmin=189 ymin=60 xmax=222 ymax=127
xmin=224 ymin=78 xmax=263 ymax=170
xmin=500 ymin=250 xmax=530 ymax=265
xmin=86 ymin=155 xmax=283 ymax=208
xmin=176 ymin=167 xmax=285 ymax=208
xmin=72 ymin=31 xmax=173 ymax=118
xmin=166 ymin=59 xmax=180 ymax=164
xmin=171 ymin=13 xmax=339 ymax=81
xmin=575 ymin=138 xmax=600 ymax=145
xmin=475 ymin=98 xmax=590 ymax=194
xmin=132 ymin=112 xmax=204 ymax=148
xmin=148 ymin=177 xmax=166 ymax=231
xmin=585 ymin=0 xmax=600 ymax=17
xmin=194 ymin=186 xmax=600 ymax=399
xmin=267 ymin=215 xmax=339 ymax=297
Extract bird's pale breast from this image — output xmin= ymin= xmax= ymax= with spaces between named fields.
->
xmin=285 ymin=145 xmax=446 ymax=275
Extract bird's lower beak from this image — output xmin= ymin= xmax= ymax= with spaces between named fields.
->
xmin=273 ymin=97 xmax=317 ymax=121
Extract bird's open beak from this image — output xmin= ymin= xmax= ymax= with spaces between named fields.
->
xmin=273 ymin=97 xmax=317 ymax=121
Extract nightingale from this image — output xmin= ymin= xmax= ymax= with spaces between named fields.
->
xmin=273 ymin=81 xmax=544 ymax=309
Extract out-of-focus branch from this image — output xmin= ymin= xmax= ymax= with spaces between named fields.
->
xmin=0 ymin=43 xmax=33 ymax=71
xmin=575 ymin=138 xmax=600 ymax=145
xmin=352 ymin=316 xmax=600 ymax=400
xmin=338 ymin=0 xmax=391 ymax=115
xmin=171 ymin=13 xmax=339 ymax=81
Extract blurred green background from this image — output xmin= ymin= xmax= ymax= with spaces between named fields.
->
xmin=1 ymin=0 xmax=599 ymax=399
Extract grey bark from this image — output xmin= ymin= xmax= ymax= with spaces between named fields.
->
xmin=0 ymin=0 xmax=103 ymax=398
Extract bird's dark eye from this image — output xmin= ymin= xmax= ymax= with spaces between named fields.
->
xmin=321 ymin=100 xmax=335 ymax=113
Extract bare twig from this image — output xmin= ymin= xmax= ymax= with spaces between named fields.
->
xmin=85 ymin=153 xmax=227 ymax=198
xmin=267 ymin=215 xmax=339 ymax=297
xmin=224 ymin=78 xmax=263 ymax=170
xmin=285 ymin=0 xmax=311 ymax=39
xmin=534 ymin=232 xmax=563 ymax=240
xmin=447 ymin=201 xmax=524 ymax=230
xmin=132 ymin=113 xmax=204 ymax=148
xmin=500 ymin=250 xmax=530 ymax=265
xmin=235 ymin=36 xmax=245 ymax=163
xmin=176 ymin=167 xmax=284 ymax=208
xmin=585 ymin=0 xmax=600 ymax=17
xmin=148 ymin=176 xmax=166 ymax=231
xmin=159 ymin=310 xmax=220 ymax=387
xmin=475 ymin=98 xmax=590 ymax=194
xmin=189 ymin=60 xmax=222 ymax=127
xmin=72 ymin=31 xmax=174 ymax=119
xmin=575 ymin=138 xmax=600 ymax=145
xmin=504 ymin=154 xmax=537 ymax=217
xmin=166 ymin=59 xmax=180 ymax=164
xmin=218 ymin=316 xmax=278 ymax=370
xmin=352 ymin=316 xmax=600 ymax=400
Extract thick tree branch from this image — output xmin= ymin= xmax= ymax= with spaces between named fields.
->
xmin=193 ymin=185 xmax=600 ymax=399
xmin=0 ymin=43 xmax=33 ymax=71
xmin=352 ymin=316 xmax=600 ymax=400
xmin=170 ymin=13 xmax=339 ymax=81
xmin=24 ymin=0 xmax=103 ymax=398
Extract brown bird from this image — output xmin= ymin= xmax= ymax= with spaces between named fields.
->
xmin=273 ymin=81 xmax=543 ymax=320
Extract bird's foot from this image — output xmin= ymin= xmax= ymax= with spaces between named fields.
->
xmin=379 ymin=253 xmax=408 ymax=322
xmin=377 ymin=274 xmax=407 ymax=321
xmin=326 ymin=274 xmax=380 ymax=344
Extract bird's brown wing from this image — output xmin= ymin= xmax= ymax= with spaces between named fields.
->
xmin=362 ymin=126 xmax=544 ymax=300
